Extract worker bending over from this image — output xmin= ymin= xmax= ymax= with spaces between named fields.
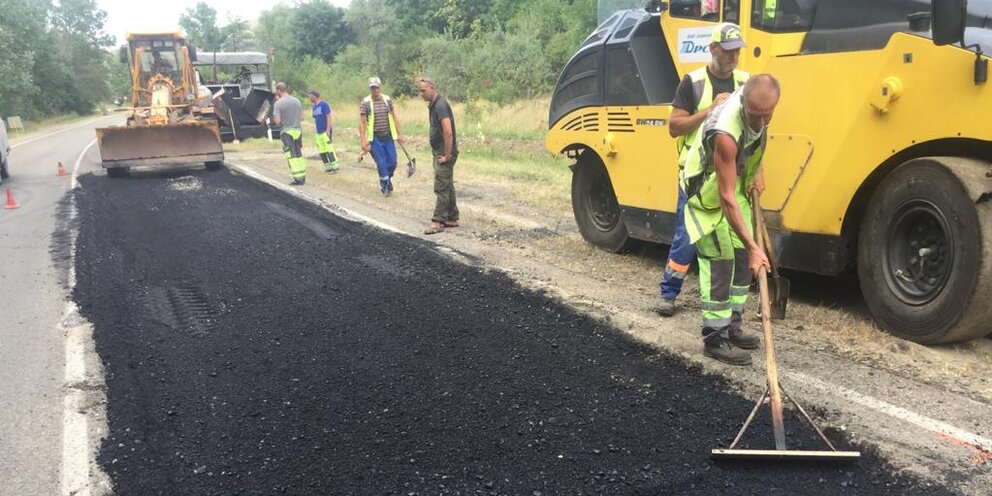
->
xmin=681 ymin=75 xmax=778 ymax=366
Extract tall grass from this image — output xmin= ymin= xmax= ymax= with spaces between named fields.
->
xmin=323 ymin=96 xmax=550 ymax=143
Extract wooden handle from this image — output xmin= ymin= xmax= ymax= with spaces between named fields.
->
xmin=752 ymin=194 xmax=787 ymax=450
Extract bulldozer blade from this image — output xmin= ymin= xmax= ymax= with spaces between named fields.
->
xmin=769 ymin=274 xmax=790 ymax=320
xmin=96 ymin=120 xmax=224 ymax=169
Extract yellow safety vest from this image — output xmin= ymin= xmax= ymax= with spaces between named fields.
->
xmin=676 ymin=67 xmax=750 ymax=161
xmin=680 ymin=89 xmax=766 ymax=243
xmin=363 ymin=94 xmax=398 ymax=140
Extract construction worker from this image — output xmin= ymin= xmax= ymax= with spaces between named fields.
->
xmin=306 ymin=90 xmax=339 ymax=173
xmin=359 ymin=77 xmax=405 ymax=196
xmin=150 ymin=51 xmax=172 ymax=74
xmin=417 ymin=77 xmax=459 ymax=235
xmin=272 ymin=82 xmax=306 ymax=185
xmin=680 ymin=74 xmax=778 ymax=366
xmin=656 ymin=22 xmax=749 ymax=317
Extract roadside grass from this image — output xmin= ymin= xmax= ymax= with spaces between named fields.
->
xmin=7 ymin=113 xmax=98 ymax=143
xmin=324 ymin=97 xmax=549 ymax=142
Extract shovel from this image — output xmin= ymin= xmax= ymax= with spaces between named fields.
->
xmin=751 ymin=191 xmax=790 ymax=320
xmin=398 ymin=142 xmax=416 ymax=178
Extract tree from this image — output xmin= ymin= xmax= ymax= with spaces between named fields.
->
xmin=221 ymin=16 xmax=256 ymax=52
xmin=289 ymin=1 xmax=350 ymax=64
xmin=345 ymin=0 xmax=402 ymax=78
xmin=180 ymin=2 xmax=224 ymax=51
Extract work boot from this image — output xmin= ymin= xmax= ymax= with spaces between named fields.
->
xmin=655 ymin=296 xmax=676 ymax=317
xmin=728 ymin=328 xmax=761 ymax=350
xmin=703 ymin=338 xmax=752 ymax=366
xmin=290 ymin=177 xmax=305 ymax=186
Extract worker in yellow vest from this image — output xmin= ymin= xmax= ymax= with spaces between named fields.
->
xmin=359 ymin=77 xmax=405 ymax=196
xmin=680 ymin=75 xmax=779 ymax=365
xmin=657 ymin=23 xmax=749 ymax=318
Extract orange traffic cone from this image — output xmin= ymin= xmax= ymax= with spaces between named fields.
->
xmin=57 ymin=161 xmax=67 ymax=176
xmin=4 ymin=188 xmax=21 ymax=209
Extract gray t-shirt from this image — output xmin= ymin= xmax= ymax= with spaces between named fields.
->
xmin=273 ymin=95 xmax=303 ymax=130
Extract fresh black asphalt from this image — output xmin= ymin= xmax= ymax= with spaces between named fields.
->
xmin=70 ymin=168 xmax=954 ymax=495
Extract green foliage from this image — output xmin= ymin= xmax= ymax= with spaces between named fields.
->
xmin=179 ymin=2 xmax=224 ymax=50
xmin=289 ymin=1 xmax=350 ymax=64
xmin=0 ymin=0 xmax=112 ymax=119
xmin=256 ymin=0 xmax=599 ymax=104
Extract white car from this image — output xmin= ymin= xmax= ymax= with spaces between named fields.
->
xmin=0 ymin=117 xmax=9 ymax=183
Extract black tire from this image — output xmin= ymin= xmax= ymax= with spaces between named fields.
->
xmin=858 ymin=157 xmax=992 ymax=344
xmin=205 ymin=161 xmax=225 ymax=171
xmin=107 ymin=167 xmax=129 ymax=178
xmin=0 ymin=158 xmax=9 ymax=179
xmin=571 ymin=152 xmax=638 ymax=253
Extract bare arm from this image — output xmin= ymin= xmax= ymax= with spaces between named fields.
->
xmin=714 ymin=133 xmax=769 ymax=272
xmin=669 ymin=93 xmax=730 ymax=138
xmin=359 ymin=111 xmax=369 ymax=151
xmin=441 ymin=117 xmax=453 ymax=157
xmin=391 ymin=107 xmax=404 ymax=144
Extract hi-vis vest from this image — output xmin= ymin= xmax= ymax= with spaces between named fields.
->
xmin=676 ymin=67 xmax=750 ymax=158
xmin=764 ymin=0 xmax=777 ymax=20
xmin=363 ymin=94 xmax=398 ymax=140
xmin=680 ymin=88 xmax=766 ymax=244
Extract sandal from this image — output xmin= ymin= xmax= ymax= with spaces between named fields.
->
xmin=443 ymin=220 xmax=459 ymax=228
xmin=424 ymin=222 xmax=445 ymax=235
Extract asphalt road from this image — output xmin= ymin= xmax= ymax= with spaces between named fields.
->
xmin=69 ymin=166 xmax=956 ymax=495
xmin=0 ymin=117 xmax=122 ymax=495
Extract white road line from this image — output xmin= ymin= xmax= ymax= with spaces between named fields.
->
xmin=227 ymin=162 xmax=407 ymax=235
xmin=10 ymin=116 xmax=111 ymax=149
xmin=61 ymin=139 xmax=100 ymax=496
xmin=787 ymin=370 xmax=992 ymax=451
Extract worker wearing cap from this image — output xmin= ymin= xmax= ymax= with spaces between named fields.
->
xmin=681 ymin=75 xmax=779 ymax=365
xmin=307 ymin=90 xmax=339 ymax=173
xmin=359 ymin=77 xmax=405 ymax=196
xmin=272 ymin=82 xmax=306 ymax=185
xmin=656 ymin=22 xmax=750 ymax=318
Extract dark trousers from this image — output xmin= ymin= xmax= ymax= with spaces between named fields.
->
xmin=432 ymin=154 xmax=459 ymax=223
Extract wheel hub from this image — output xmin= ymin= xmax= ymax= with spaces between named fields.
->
xmin=588 ymin=172 xmax=620 ymax=232
xmin=884 ymin=200 xmax=953 ymax=305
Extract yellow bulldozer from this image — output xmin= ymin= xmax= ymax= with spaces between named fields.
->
xmin=96 ymin=32 xmax=224 ymax=177
xmin=546 ymin=1 xmax=992 ymax=344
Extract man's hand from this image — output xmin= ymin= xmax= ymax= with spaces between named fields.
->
xmin=710 ymin=92 xmax=731 ymax=110
xmin=396 ymin=135 xmax=405 ymax=145
xmin=438 ymin=154 xmax=449 ymax=164
xmin=326 ymin=129 xmax=333 ymax=142
xmin=361 ymin=141 xmax=371 ymax=153
xmin=748 ymin=173 xmax=765 ymax=196
xmin=748 ymin=245 xmax=771 ymax=275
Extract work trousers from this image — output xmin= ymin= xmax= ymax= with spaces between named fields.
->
xmin=281 ymin=129 xmax=306 ymax=180
xmin=315 ymin=132 xmax=338 ymax=171
xmin=695 ymin=200 xmax=753 ymax=344
xmin=432 ymin=153 xmax=459 ymax=223
xmin=370 ymin=135 xmax=397 ymax=192
xmin=660 ymin=185 xmax=696 ymax=300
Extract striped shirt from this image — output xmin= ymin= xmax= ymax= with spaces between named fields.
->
xmin=360 ymin=97 xmax=391 ymax=136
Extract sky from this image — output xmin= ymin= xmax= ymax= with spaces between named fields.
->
xmin=97 ymin=0 xmax=352 ymax=45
